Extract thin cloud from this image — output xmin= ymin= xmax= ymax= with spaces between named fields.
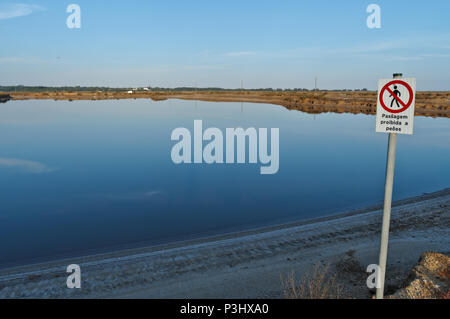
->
xmin=0 ymin=56 xmax=49 ymax=64
xmin=215 ymin=34 xmax=450 ymax=61
xmin=0 ymin=3 xmax=46 ymax=20
xmin=222 ymin=51 xmax=256 ymax=57
xmin=420 ymin=53 xmax=450 ymax=59
xmin=0 ymin=158 xmax=58 ymax=174
xmin=182 ymin=64 xmax=228 ymax=71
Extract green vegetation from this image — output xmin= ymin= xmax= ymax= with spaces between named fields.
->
xmin=0 ymin=85 xmax=370 ymax=93
xmin=0 ymin=86 xmax=128 ymax=93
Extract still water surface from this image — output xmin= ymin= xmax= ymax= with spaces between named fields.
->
xmin=0 ymin=99 xmax=449 ymax=267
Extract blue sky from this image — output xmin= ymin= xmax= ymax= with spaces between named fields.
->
xmin=0 ymin=0 xmax=449 ymax=90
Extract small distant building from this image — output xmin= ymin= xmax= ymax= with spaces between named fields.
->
xmin=127 ymin=90 xmax=133 ymax=94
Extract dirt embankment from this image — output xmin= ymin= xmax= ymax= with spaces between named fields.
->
xmin=388 ymin=252 xmax=450 ymax=299
xmin=4 ymin=90 xmax=450 ymax=118
xmin=0 ymin=94 xmax=11 ymax=103
xmin=0 ymin=189 xmax=447 ymax=299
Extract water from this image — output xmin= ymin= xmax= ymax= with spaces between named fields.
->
xmin=0 ymin=99 xmax=449 ymax=268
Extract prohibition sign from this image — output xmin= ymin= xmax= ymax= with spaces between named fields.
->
xmin=379 ymin=80 xmax=414 ymax=114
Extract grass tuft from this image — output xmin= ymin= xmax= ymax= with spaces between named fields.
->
xmin=281 ymin=264 xmax=342 ymax=299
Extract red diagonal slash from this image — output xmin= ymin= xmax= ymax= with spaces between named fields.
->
xmin=386 ymin=87 xmax=407 ymax=108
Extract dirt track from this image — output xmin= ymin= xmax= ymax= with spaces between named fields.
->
xmin=0 ymin=189 xmax=448 ymax=299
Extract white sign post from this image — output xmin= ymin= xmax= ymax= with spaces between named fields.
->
xmin=375 ymin=73 xmax=416 ymax=299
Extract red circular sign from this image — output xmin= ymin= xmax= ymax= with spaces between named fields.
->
xmin=379 ymin=80 xmax=414 ymax=114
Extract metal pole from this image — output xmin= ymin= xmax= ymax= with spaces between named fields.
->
xmin=376 ymin=73 xmax=402 ymax=299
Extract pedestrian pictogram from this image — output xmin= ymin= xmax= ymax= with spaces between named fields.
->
xmin=389 ymin=85 xmax=402 ymax=108
xmin=376 ymin=78 xmax=416 ymax=135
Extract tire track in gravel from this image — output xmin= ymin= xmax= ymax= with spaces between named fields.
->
xmin=0 ymin=192 xmax=448 ymax=298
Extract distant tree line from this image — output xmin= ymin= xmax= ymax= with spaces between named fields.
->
xmin=0 ymin=86 xmax=128 ymax=92
xmin=0 ymin=85 xmax=371 ymax=93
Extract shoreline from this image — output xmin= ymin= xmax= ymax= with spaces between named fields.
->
xmin=0 ymin=188 xmax=448 ymax=298
xmin=1 ymin=188 xmax=448 ymax=274
xmin=3 ymin=90 xmax=450 ymax=118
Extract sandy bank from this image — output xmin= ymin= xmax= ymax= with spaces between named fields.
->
xmin=3 ymin=90 xmax=450 ymax=118
xmin=0 ymin=189 xmax=448 ymax=299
